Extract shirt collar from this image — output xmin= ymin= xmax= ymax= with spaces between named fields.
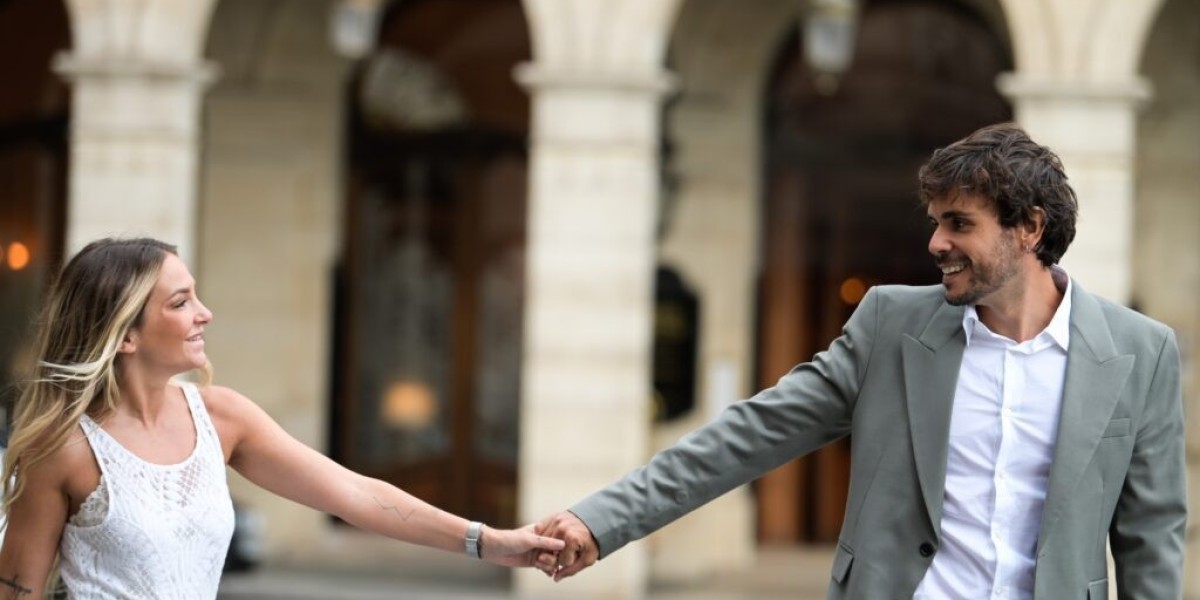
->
xmin=961 ymin=265 xmax=1072 ymax=349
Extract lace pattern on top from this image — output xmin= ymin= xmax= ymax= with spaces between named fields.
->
xmin=67 ymin=476 xmax=108 ymax=528
xmin=58 ymin=383 xmax=235 ymax=600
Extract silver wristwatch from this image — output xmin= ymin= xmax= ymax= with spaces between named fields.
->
xmin=465 ymin=521 xmax=484 ymax=559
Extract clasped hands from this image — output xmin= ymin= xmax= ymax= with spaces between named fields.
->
xmin=484 ymin=511 xmax=597 ymax=578
xmin=530 ymin=511 xmax=599 ymax=581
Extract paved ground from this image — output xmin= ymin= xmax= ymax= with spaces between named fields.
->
xmin=217 ymin=546 xmax=833 ymax=600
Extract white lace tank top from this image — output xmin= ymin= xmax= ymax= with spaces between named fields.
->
xmin=58 ymin=383 xmax=236 ymax=600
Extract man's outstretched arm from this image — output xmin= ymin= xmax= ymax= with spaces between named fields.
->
xmin=536 ymin=286 xmax=886 ymax=580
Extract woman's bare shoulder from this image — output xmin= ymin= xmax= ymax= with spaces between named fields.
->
xmin=195 ymin=384 xmax=254 ymax=418
xmin=22 ymin=425 xmax=94 ymax=488
xmin=192 ymin=384 xmax=267 ymax=451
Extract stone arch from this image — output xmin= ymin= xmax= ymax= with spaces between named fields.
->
xmin=660 ymin=0 xmax=1015 ymax=406
xmin=206 ymin=1 xmax=346 ymax=86
xmin=64 ymin=0 xmax=217 ymax=63
xmin=1083 ymin=0 xmax=1167 ymax=79
xmin=998 ymin=0 xmax=1166 ymax=78
xmin=660 ymin=0 xmax=1015 ymax=426
xmin=996 ymin=0 xmax=1061 ymax=74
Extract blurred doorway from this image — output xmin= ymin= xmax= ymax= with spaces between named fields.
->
xmin=332 ymin=0 xmax=531 ymax=528
xmin=756 ymin=0 xmax=1012 ymax=543
xmin=0 ymin=0 xmax=69 ymax=424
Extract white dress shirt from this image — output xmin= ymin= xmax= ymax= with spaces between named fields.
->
xmin=914 ymin=272 xmax=1072 ymax=600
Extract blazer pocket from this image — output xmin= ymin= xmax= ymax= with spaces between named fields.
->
xmin=831 ymin=542 xmax=854 ymax=584
xmin=1087 ymin=578 xmax=1108 ymax=599
xmin=1102 ymin=418 xmax=1130 ymax=438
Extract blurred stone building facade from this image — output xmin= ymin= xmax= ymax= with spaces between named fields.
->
xmin=0 ymin=0 xmax=1196 ymax=598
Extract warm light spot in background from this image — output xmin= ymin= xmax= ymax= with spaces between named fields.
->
xmin=839 ymin=276 xmax=867 ymax=305
xmin=7 ymin=242 xmax=30 ymax=271
xmin=382 ymin=380 xmax=437 ymax=429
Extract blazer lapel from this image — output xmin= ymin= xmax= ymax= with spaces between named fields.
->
xmin=1036 ymin=283 xmax=1134 ymax=553
xmin=903 ymin=301 xmax=966 ymax=540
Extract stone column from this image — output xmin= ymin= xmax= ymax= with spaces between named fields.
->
xmin=514 ymin=2 xmax=682 ymax=596
xmin=56 ymin=0 xmax=218 ymax=263
xmin=996 ymin=0 xmax=1165 ymax=305
xmin=998 ymin=76 xmax=1150 ymax=304
xmin=514 ymin=65 xmax=676 ymax=600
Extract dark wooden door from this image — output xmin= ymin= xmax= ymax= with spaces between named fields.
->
xmin=330 ymin=0 xmax=531 ymax=528
xmin=335 ymin=130 xmax=527 ymax=526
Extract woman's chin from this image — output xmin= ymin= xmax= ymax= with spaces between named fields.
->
xmin=186 ymin=353 xmax=208 ymax=371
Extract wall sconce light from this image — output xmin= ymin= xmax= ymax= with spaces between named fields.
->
xmin=382 ymin=379 xmax=437 ymax=430
xmin=330 ymin=0 xmax=384 ymax=60
xmin=5 ymin=242 xmax=29 ymax=271
xmin=839 ymin=276 xmax=867 ymax=305
xmin=803 ymin=0 xmax=859 ymax=95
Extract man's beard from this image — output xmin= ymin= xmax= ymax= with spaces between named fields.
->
xmin=937 ymin=234 xmax=1023 ymax=306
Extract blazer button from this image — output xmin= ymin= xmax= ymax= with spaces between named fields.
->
xmin=919 ymin=542 xmax=935 ymax=558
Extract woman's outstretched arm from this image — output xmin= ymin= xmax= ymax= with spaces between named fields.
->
xmin=205 ymin=385 xmax=562 ymax=566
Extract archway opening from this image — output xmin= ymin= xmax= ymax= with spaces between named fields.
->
xmin=0 ymin=0 xmax=70 ymax=423
xmin=332 ymin=0 xmax=532 ymax=528
xmin=757 ymin=0 xmax=1012 ymax=543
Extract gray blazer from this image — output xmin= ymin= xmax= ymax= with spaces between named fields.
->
xmin=571 ymin=283 xmax=1186 ymax=599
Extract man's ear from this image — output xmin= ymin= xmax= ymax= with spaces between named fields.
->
xmin=1023 ymin=207 xmax=1047 ymax=251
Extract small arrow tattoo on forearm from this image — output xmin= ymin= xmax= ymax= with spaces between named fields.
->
xmin=373 ymin=496 xmax=417 ymax=521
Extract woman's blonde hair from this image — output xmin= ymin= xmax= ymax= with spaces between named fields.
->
xmin=2 ymin=238 xmax=207 ymax=511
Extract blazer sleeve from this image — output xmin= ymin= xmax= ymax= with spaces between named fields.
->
xmin=570 ymin=286 xmax=882 ymax=559
xmin=1110 ymin=329 xmax=1188 ymax=598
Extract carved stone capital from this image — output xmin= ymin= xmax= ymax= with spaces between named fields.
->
xmin=514 ymin=62 xmax=678 ymax=97
xmin=54 ymin=53 xmax=220 ymax=88
xmin=996 ymin=72 xmax=1153 ymax=108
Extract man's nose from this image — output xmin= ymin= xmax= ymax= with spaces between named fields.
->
xmin=928 ymin=227 xmax=950 ymax=256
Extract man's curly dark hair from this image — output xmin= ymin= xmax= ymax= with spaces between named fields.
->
xmin=918 ymin=122 xmax=1078 ymax=267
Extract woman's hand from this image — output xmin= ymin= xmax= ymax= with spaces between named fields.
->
xmin=479 ymin=523 xmax=565 ymax=568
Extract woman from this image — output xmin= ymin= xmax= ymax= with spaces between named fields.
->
xmin=0 ymin=238 xmax=563 ymax=599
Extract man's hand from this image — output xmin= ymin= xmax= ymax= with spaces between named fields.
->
xmin=534 ymin=511 xmax=599 ymax=581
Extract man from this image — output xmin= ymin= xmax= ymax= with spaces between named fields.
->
xmin=536 ymin=123 xmax=1187 ymax=599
